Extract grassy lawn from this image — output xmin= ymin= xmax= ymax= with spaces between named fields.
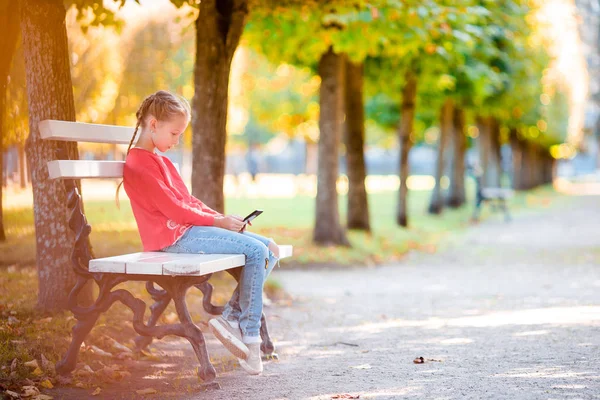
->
xmin=1 ymin=181 xmax=562 ymax=268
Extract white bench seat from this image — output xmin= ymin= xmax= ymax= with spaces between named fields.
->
xmin=90 ymin=245 xmax=293 ymax=275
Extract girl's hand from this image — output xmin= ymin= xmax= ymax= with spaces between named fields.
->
xmin=213 ymin=215 xmax=245 ymax=232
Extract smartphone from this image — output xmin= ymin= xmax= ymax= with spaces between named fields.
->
xmin=243 ymin=209 xmax=263 ymax=223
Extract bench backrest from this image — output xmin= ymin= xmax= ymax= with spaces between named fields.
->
xmin=40 ymin=120 xmax=177 ymax=179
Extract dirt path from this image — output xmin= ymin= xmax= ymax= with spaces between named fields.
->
xmin=201 ymin=195 xmax=600 ymax=400
xmin=49 ymin=195 xmax=600 ymax=399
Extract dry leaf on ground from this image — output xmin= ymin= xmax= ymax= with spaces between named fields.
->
xmin=350 ymin=364 xmax=371 ymax=369
xmin=136 ymin=388 xmax=158 ymax=395
xmin=90 ymin=345 xmax=113 ymax=357
xmin=40 ymin=379 xmax=54 ymax=389
xmin=91 ymin=387 xmax=102 ymax=396
xmin=21 ymin=385 xmax=40 ymax=397
xmin=413 ymin=356 xmax=442 ymax=364
xmin=24 ymin=360 xmax=39 ymax=369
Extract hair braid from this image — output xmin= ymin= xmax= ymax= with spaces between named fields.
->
xmin=115 ymin=91 xmax=190 ymax=208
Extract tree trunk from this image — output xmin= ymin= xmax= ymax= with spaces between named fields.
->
xmin=446 ymin=107 xmax=466 ymax=208
xmin=509 ymin=128 xmax=525 ymax=190
xmin=19 ymin=145 xmax=27 ymax=189
xmin=0 ymin=147 xmax=5 ymax=242
xmin=396 ymin=70 xmax=417 ymax=227
xmin=0 ymin=0 xmax=20 ymax=242
xmin=313 ymin=48 xmax=349 ymax=246
xmin=305 ymin=141 xmax=318 ymax=175
xmin=476 ymin=116 xmax=502 ymax=188
xmin=429 ymin=99 xmax=453 ymax=214
xmin=488 ymin=117 xmax=502 ymax=187
xmin=191 ymin=0 xmax=248 ymax=213
xmin=344 ymin=59 xmax=369 ymax=231
xmin=21 ymin=0 xmax=92 ymax=310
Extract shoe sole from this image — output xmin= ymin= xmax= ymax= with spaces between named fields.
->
xmin=208 ymin=319 xmax=249 ymax=360
xmin=238 ymin=358 xmax=263 ymax=375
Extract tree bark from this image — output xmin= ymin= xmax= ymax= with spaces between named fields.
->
xmin=0 ymin=147 xmax=5 ymax=242
xmin=19 ymin=145 xmax=27 ymax=189
xmin=0 ymin=0 xmax=20 ymax=242
xmin=446 ymin=107 xmax=466 ymax=208
xmin=313 ymin=48 xmax=349 ymax=246
xmin=344 ymin=59 xmax=370 ymax=231
xmin=476 ymin=116 xmax=502 ymax=188
xmin=21 ymin=0 xmax=92 ymax=310
xmin=191 ymin=0 xmax=248 ymax=213
xmin=509 ymin=128 xmax=525 ymax=190
xmin=429 ymin=99 xmax=453 ymax=214
xmin=396 ymin=70 xmax=417 ymax=227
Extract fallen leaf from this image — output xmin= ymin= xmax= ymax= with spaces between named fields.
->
xmin=21 ymin=385 xmax=40 ymax=397
xmin=116 ymin=351 xmax=134 ymax=360
xmin=90 ymin=345 xmax=113 ymax=357
xmin=10 ymin=358 xmax=18 ymax=372
xmin=350 ymin=364 xmax=371 ymax=369
xmin=41 ymin=354 xmax=55 ymax=374
xmin=117 ymin=370 xmax=131 ymax=380
xmin=136 ymin=388 xmax=158 ymax=395
xmin=74 ymin=364 xmax=94 ymax=378
xmin=413 ymin=357 xmax=425 ymax=364
xmin=75 ymin=382 xmax=86 ymax=388
xmin=8 ymin=316 xmax=19 ymax=325
xmin=40 ymin=379 xmax=54 ymax=389
xmin=35 ymin=317 xmax=53 ymax=324
xmin=32 ymin=367 xmax=44 ymax=376
xmin=105 ymin=337 xmax=132 ymax=353
xmin=5 ymin=390 xmax=20 ymax=399
xmin=91 ymin=387 xmax=102 ymax=396
xmin=24 ymin=360 xmax=39 ymax=369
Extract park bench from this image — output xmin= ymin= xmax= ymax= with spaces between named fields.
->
xmin=472 ymin=174 xmax=513 ymax=222
xmin=40 ymin=119 xmax=293 ymax=388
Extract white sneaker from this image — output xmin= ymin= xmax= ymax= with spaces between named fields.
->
xmin=208 ymin=317 xmax=249 ymax=360
xmin=238 ymin=343 xmax=263 ymax=375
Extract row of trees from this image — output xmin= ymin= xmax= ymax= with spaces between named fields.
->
xmin=0 ymin=0 xmax=569 ymax=310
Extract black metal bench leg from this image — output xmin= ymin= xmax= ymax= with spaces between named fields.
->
xmin=195 ymin=281 xmax=224 ymax=315
xmin=260 ymin=312 xmax=278 ymax=360
xmin=170 ymin=282 xmax=217 ymax=383
xmin=134 ymin=282 xmax=172 ymax=351
xmin=56 ymin=312 xmax=101 ymax=374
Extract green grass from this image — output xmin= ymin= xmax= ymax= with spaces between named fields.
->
xmin=1 ymin=181 xmax=563 ymax=268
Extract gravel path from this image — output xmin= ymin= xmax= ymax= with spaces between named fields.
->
xmin=197 ymin=195 xmax=600 ymax=400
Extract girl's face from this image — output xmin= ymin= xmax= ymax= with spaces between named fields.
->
xmin=149 ymin=114 xmax=188 ymax=153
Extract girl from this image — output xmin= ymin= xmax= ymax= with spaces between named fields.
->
xmin=120 ymin=90 xmax=279 ymax=375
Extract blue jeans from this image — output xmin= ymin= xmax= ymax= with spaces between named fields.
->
xmin=162 ymin=226 xmax=279 ymax=342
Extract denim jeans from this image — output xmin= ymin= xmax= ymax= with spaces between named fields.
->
xmin=162 ymin=226 xmax=279 ymax=342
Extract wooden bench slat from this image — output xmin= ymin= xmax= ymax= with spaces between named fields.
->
xmin=48 ymin=160 xmax=125 ymax=179
xmin=39 ymin=120 xmax=135 ymax=144
xmin=47 ymin=160 xmax=180 ymax=179
xmin=89 ymin=245 xmax=294 ymax=275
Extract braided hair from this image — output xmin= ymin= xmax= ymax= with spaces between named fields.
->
xmin=116 ymin=90 xmax=191 ymax=207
